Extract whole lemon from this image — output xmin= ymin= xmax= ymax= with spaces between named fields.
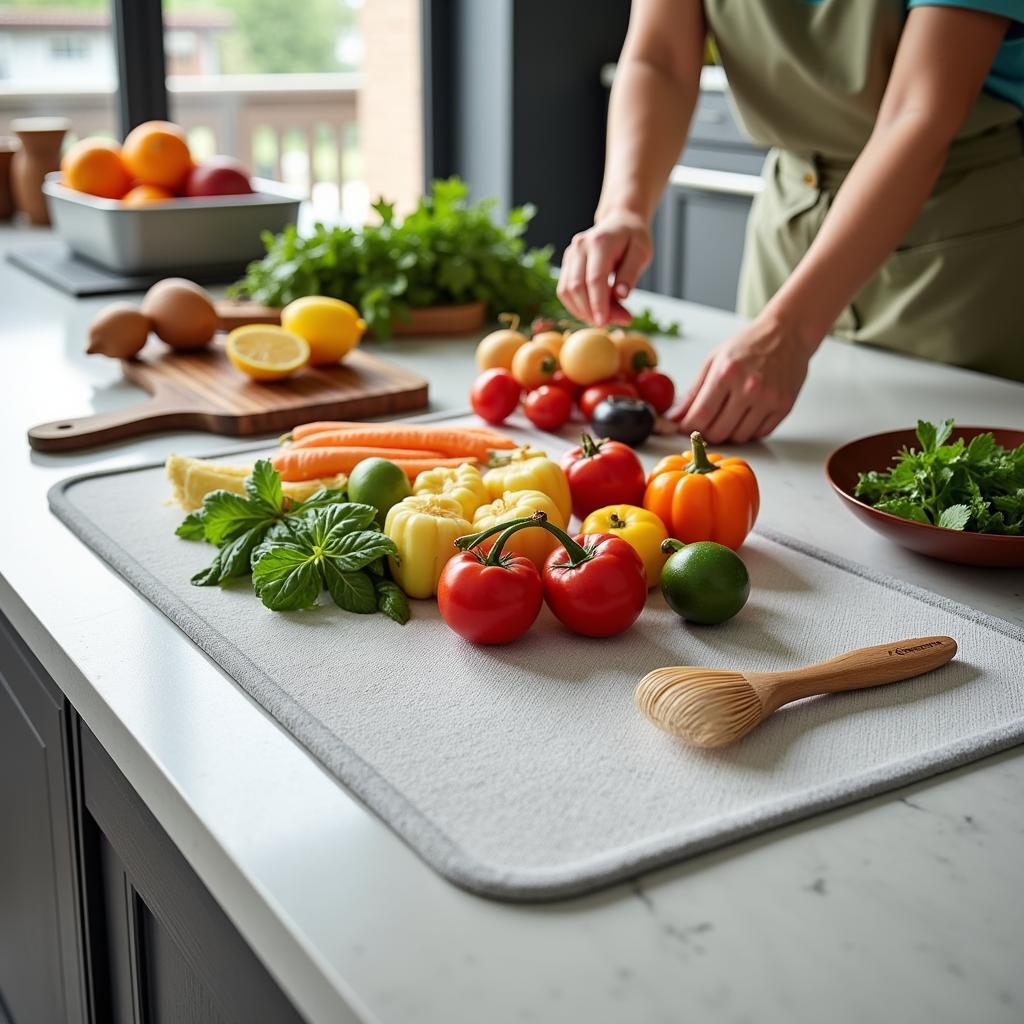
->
xmin=281 ymin=296 xmax=367 ymax=365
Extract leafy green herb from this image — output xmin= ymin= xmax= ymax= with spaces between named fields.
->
xmin=232 ymin=177 xmax=683 ymax=340
xmin=251 ymin=503 xmax=401 ymax=615
xmin=622 ymin=307 xmax=682 ymax=337
xmin=855 ymin=419 xmax=1024 ymax=535
xmin=177 ymin=462 xmax=410 ymax=621
xmin=372 ymin=578 xmax=411 ymax=625
xmin=232 ymin=178 xmax=562 ymax=339
xmin=556 ymin=305 xmax=681 ymax=337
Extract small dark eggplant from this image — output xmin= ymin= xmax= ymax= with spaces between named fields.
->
xmin=590 ymin=396 xmax=655 ymax=448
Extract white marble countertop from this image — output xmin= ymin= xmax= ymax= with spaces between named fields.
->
xmin=4 ymin=225 xmax=1023 ymax=1024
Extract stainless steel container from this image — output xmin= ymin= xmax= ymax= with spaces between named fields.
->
xmin=42 ymin=173 xmax=301 ymax=274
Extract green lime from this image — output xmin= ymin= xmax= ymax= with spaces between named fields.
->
xmin=347 ymin=457 xmax=410 ymax=525
xmin=660 ymin=541 xmax=750 ymax=625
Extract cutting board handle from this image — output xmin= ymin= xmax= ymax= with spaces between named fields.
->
xmin=28 ymin=398 xmax=197 ymax=452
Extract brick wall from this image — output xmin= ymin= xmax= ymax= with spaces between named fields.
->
xmin=358 ymin=0 xmax=423 ymax=213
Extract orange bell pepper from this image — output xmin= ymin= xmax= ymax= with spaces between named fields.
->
xmin=643 ymin=431 xmax=759 ymax=550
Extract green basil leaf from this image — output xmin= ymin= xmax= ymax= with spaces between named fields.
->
xmin=323 ymin=563 xmax=377 ymax=614
xmin=322 ymin=531 xmax=398 ymax=571
xmin=251 ymin=545 xmax=322 ymax=611
xmin=201 ymin=490 xmax=273 ymax=546
xmin=176 ymin=510 xmax=206 ymax=540
xmin=374 ymin=578 xmax=410 ymax=624
xmin=290 ymin=486 xmax=348 ymax=514
xmin=191 ymin=525 xmax=266 ymax=586
xmin=245 ymin=459 xmax=284 ymax=515
xmin=292 ymin=503 xmax=379 ymax=550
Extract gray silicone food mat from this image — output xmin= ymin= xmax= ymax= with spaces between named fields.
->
xmin=49 ymin=421 xmax=1024 ymax=901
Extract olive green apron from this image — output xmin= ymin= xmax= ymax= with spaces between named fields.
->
xmin=704 ymin=0 xmax=1024 ymax=381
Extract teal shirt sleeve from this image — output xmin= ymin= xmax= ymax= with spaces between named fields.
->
xmin=907 ymin=0 xmax=1022 ymax=23
xmin=906 ymin=0 xmax=1024 ymax=111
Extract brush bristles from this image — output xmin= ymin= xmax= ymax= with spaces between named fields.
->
xmin=635 ymin=667 xmax=765 ymax=748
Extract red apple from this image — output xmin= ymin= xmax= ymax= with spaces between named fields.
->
xmin=184 ymin=157 xmax=254 ymax=197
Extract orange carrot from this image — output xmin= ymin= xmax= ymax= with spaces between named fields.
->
xmin=287 ymin=420 xmax=516 ymax=449
xmin=287 ymin=426 xmax=508 ymax=462
xmin=272 ymin=446 xmax=455 ymax=482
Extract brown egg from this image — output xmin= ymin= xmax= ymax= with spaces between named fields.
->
xmin=87 ymin=302 xmax=150 ymax=359
xmin=141 ymin=278 xmax=218 ymax=350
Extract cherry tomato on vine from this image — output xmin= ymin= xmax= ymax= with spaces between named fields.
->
xmin=523 ymin=385 xmax=572 ymax=431
xmin=578 ymin=380 xmax=638 ymax=420
xmin=634 ymin=370 xmax=676 ymax=414
xmin=470 ymin=368 xmax=521 ymax=424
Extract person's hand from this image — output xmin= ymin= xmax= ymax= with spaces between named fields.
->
xmin=557 ymin=211 xmax=652 ymax=326
xmin=670 ymin=315 xmax=817 ymax=443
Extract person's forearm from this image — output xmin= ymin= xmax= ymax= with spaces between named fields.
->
xmin=595 ymin=52 xmax=702 ymax=224
xmin=764 ymin=112 xmax=955 ymax=350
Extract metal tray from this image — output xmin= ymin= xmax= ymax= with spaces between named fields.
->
xmin=42 ymin=173 xmax=301 ymax=275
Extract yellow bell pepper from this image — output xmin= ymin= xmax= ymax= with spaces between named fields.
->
xmin=413 ymin=463 xmax=489 ymax=518
xmin=581 ymin=504 xmax=669 ymax=587
xmin=482 ymin=446 xmax=572 ymax=524
xmin=471 ymin=489 xmax=566 ymax=569
xmin=384 ymin=495 xmax=472 ymax=599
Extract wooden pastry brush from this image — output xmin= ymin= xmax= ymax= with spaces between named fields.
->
xmin=636 ymin=636 xmax=957 ymax=748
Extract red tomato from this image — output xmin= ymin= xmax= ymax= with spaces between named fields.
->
xmin=436 ymin=552 xmax=544 ymax=638
xmin=523 ymin=385 xmax=572 ymax=431
xmin=542 ymin=532 xmax=647 ymax=637
xmin=470 ymin=368 xmax=521 ymax=424
xmin=579 ymin=380 xmax=638 ymax=420
xmin=549 ymin=369 xmax=582 ymax=402
xmin=560 ymin=433 xmax=647 ymax=520
xmin=634 ymin=370 xmax=676 ymax=414
xmin=438 ymin=550 xmax=543 ymax=644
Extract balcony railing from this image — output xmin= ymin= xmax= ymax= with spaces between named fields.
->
xmin=0 ymin=73 xmax=361 ymax=215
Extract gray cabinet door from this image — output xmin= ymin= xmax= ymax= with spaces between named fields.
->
xmin=0 ymin=615 xmax=86 ymax=1024
xmin=652 ymin=182 xmax=756 ymax=311
xmin=80 ymin=725 xmax=308 ymax=1024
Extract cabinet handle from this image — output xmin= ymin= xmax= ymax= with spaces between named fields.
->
xmin=669 ymin=165 xmax=764 ymax=199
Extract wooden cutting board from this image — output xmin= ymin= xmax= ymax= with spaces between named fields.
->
xmin=28 ymin=342 xmax=429 ymax=452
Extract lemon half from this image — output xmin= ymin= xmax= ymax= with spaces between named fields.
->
xmin=226 ymin=325 xmax=310 ymax=381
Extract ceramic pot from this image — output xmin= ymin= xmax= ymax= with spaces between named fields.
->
xmin=0 ymin=137 xmax=17 ymax=221
xmin=10 ymin=116 xmax=70 ymax=226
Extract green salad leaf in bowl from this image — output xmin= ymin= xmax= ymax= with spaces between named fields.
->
xmin=854 ymin=419 xmax=1024 ymax=535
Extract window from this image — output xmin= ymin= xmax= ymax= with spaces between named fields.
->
xmin=50 ymin=33 xmax=91 ymax=60
xmin=0 ymin=2 xmax=115 ymax=134
xmin=164 ymin=0 xmax=423 ymax=223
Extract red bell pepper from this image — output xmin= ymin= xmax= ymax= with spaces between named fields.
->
xmin=438 ymin=516 xmax=543 ymax=644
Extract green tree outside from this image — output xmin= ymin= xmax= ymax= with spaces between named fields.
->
xmin=1 ymin=0 xmax=359 ymax=73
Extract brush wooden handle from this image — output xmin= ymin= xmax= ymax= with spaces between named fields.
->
xmin=746 ymin=636 xmax=957 ymax=714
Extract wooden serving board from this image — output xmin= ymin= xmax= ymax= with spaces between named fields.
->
xmin=28 ymin=342 xmax=429 ymax=452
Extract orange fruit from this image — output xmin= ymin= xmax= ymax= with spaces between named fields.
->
xmin=121 ymin=121 xmax=192 ymax=189
xmin=61 ymin=138 xmax=132 ymax=199
xmin=122 ymin=184 xmax=175 ymax=206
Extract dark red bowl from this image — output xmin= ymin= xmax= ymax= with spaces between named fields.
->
xmin=826 ymin=426 xmax=1024 ymax=568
